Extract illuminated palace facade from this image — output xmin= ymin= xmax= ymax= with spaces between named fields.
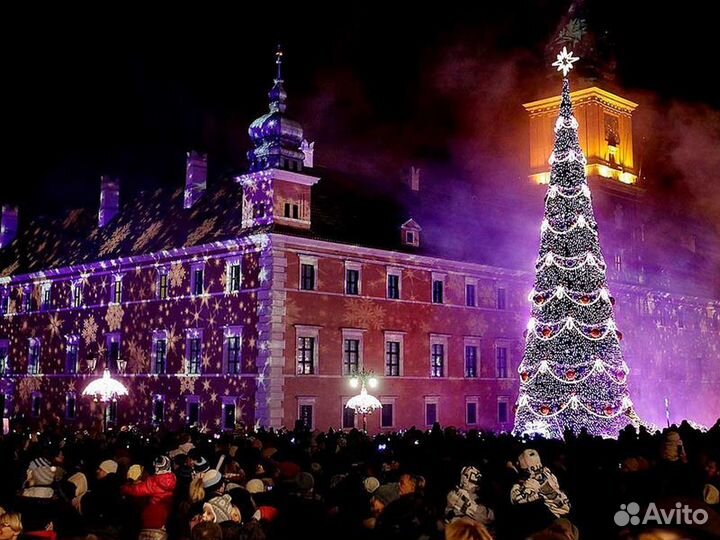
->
xmin=1 ymin=63 xmax=719 ymax=433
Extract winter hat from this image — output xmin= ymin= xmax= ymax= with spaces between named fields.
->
xmin=28 ymin=457 xmax=52 ymax=470
xmin=372 ymin=483 xmax=400 ymax=506
xmin=153 ymin=455 xmax=171 ymax=475
xmin=246 ymin=479 xmax=265 ymax=494
xmin=203 ymin=469 xmax=223 ymax=490
xmin=32 ymin=466 xmax=56 ymax=487
xmin=204 ymin=494 xmax=236 ymax=523
xmin=278 ymin=461 xmax=300 ymax=481
xmin=127 ymin=464 xmax=143 ymax=481
xmin=99 ymin=459 xmax=118 ymax=475
xmin=363 ymin=476 xmax=380 ymax=494
xmin=297 ymin=472 xmax=314 ymax=492
xmin=252 ymin=506 xmax=279 ymax=522
xmin=459 ymin=466 xmax=482 ymax=492
xmin=518 ymin=449 xmax=542 ymax=472
xmin=261 ymin=447 xmax=278 ymax=460
xmin=68 ymin=472 xmax=88 ymax=498
xmin=193 ymin=456 xmax=210 ymax=474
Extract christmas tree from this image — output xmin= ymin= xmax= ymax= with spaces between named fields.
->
xmin=513 ymin=48 xmax=635 ymax=439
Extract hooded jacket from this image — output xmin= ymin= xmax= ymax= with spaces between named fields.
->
xmin=122 ymin=472 xmax=177 ymax=529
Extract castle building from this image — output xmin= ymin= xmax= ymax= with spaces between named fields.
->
xmin=0 ymin=51 xmax=718 ymax=433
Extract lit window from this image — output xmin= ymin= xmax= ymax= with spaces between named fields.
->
xmin=226 ymin=333 xmax=242 ymax=375
xmin=40 ymin=283 xmax=52 ymax=311
xmin=0 ymin=339 xmax=9 ymax=374
xmin=191 ymin=265 xmax=205 ymax=296
xmin=387 ymin=268 xmax=401 ymax=300
xmin=112 ymin=277 xmax=123 ymax=304
xmin=157 ymin=270 xmax=169 ymax=300
xmin=28 ymin=338 xmax=41 ymax=374
xmin=384 ymin=333 xmax=403 ymax=377
xmin=465 ymin=345 xmax=478 ymax=378
xmin=227 ymin=262 xmax=241 ymax=293
xmin=152 ymin=333 xmax=167 ymax=374
xmin=187 ymin=334 xmax=202 ymax=375
xmin=71 ymin=281 xmax=83 ymax=308
xmin=65 ymin=336 xmax=79 ymax=374
xmin=496 ymin=346 xmax=509 ymax=378
xmin=299 ymin=256 xmax=318 ymax=291
xmin=297 ymin=337 xmax=315 ymax=375
xmin=345 ymin=268 xmax=360 ymax=295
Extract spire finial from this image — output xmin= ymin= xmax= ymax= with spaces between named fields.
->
xmin=275 ymin=43 xmax=284 ymax=81
xmin=552 ymin=46 xmax=580 ymax=78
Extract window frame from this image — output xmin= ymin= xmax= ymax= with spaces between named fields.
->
xmin=295 ymin=325 xmax=320 ymax=375
xmin=186 ymin=395 xmax=200 ymax=426
xmin=384 ymin=332 xmax=404 ymax=377
xmin=299 ymin=255 xmax=318 ymax=291
xmin=157 ymin=268 xmax=169 ymax=300
xmin=111 ymin=275 xmax=123 ymax=304
xmin=466 ymin=396 xmax=479 ymax=426
xmin=297 ymin=397 xmax=316 ymax=431
xmin=432 ymin=272 xmax=446 ymax=304
xmin=65 ymin=335 xmax=80 ymax=374
xmin=424 ymin=397 xmax=439 ymax=426
xmin=223 ymin=326 xmax=243 ymax=375
xmin=341 ymin=328 xmax=364 ymax=376
xmin=386 ymin=267 xmax=402 ymax=300
xmin=191 ymin=263 xmax=205 ymax=297
xmin=345 ymin=261 xmax=362 ymax=296
xmin=495 ymin=343 xmax=510 ymax=379
xmin=429 ymin=334 xmax=448 ymax=378
xmin=28 ymin=338 xmax=41 ymax=374
xmin=152 ymin=331 xmax=168 ymax=374
xmin=464 ymin=337 xmax=481 ymax=378
xmin=380 ymin=397 xmax=396 ymax=429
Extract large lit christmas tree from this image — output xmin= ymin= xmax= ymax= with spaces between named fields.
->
xmin=513 ymin=48 xmax=635 ymax=439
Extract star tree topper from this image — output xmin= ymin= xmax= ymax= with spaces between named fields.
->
xmin=552 ymin=46 xmax=580 ymax=77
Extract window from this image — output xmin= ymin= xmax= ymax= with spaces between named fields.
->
xmin=298 ymin=398 xmax=315 ymax=430
xmin=153 ymin=333 xmax=167 ymax=374
xmin=496 ymin=346 xmax=509 ymax=378
xmin=466 ymin=399 xmax=478 ymax=425
xmin=106 ymin=334 xmax=120 ymax=372
xmin=401 ymin=220 xmax=421 ymax=247
xmin=284 ymin=203 xmax=291 ymax=217
xmin=431 ymin=343 xmax=445 ymax=377
xmin=387 ymin=268 xmax=401 ymax=300
xmin=614 ymin=253 xmax=622 ymax=272
xmin=430 ymin=335 xmax=448 ymax=378
xmin=381 ymin=402 xmax=395 ymax=428
xmin=465 ymin=345 xmax=478 ymax=378
xmin=22 ymin=287 xmax=32 ymax=312
xmin=343 ymin=339 xmax=360 ymax=375
xmin=299 ymin=256 xmax=318 ymax=291
xmin=497 ymin=397 xmax=509 ymax=424
xmin=40 ymin=283 xmax=51 ymax=311
xmin=71 ymin=281 xmax=83 ymax=308
xmin=342 ymin=402 xmax=355 ymax=429
xmin=191 ymin=265 xmax=205 ymax=296
xmin=497 ymin=287 xmax=506 ymax=310
xmin=425 ymin=399 xmax=438 ymax=426
xmin=295 ymin=326 xmax=319 ymax=375
xmin=0 ymin=339 xmax=9 ymax=374
xmin=345 ymin=268 xmax=360 ymax=295
xmin=0 ymin=293 xmax=9 ymax=315
xmin=157 ymin=270 xmax=169 ymax=300
xmin=466 ymin=283 xmax=476 ymax=307
xmin=432 ymin=278 xmax=444 ymax=304
xmin=292 ymin=204 xmax=299 ymax=219
xmin=65 ymin=336 xmax=79 ymax=374
xmin=152 ymin=395 xmax=165 ymax=425
xmin=186 ymin=396 xmax=200 ymax=426
xmin=66 ymin=393 xmax=76 ymax=420
xmin=31 ymin=393 xmax=42 ymax=417
xmin=227 ymin=262 xmax=241 ymax=293
xmin=112 ymin=277 xmax=123 ymax=304
xmin=406 ymin=231 xmax=415 ymax=244
xmin=297 ymin=336 xmax=315 ymax=375
xmin=187 ymin=334 xmax=202 ymax=375
xmin=384 ymin=333 xmax=403 ymax=376
xmin=222 ymin=397 xmax=237 ymax=430
xmin=226 ymin=334 xmax=242 ymax=374
xmin=28 ymin=338 xmax=40 ymax=374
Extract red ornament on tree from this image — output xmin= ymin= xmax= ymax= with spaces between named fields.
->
xmin=521 ymin=371 xmax=529 ymax=382
xmin=610 ymin=296 xmax=616 ymax=306
xmin=580 ymin=295 xmax=590 ymax=305
xmin=604 ymin=406 xmax=614 ymax=416
xmin=590 ymin=328 xmax=601 ymax=338
xmin=566 ymin=369 xmax=576 ymax=381
xmin=534 ymin=295 xmax=546 ymax=305
xmin=540 ymin=405 xmax=551 ymax=416
xmin=542 ymin=327 xmax=552 ymax=337
xmin=615 ymin=330 xmax=623 ymax=341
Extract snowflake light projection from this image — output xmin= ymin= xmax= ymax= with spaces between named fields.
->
xmin=513 ymin=50 xmax=636 ymax=439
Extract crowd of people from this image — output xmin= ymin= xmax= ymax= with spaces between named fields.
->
xmin=0 ymin=419 xmax=718 ymax=540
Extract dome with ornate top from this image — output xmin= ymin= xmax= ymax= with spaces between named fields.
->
xmin=248 ymin=46 xmax=305 ymax=172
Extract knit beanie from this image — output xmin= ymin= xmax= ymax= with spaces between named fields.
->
xmin=127 ymin=464 xmax=143 ymax=481
xmin=28 ymin=457 xmax=51 ymax=470
xmin=518 ymin=449 xmax=542 ymax=472
xmin=153 ymin=455 xmax=171 ymax=475
xmin=373 ymin=483 xmax=400 ymax=506
xmin=193 ymin=456 xmax=210 ymax=475
xmin=246 ymin=479 xmax=265 ymax=494
xmin=99 ymin=459 xmax=118 ymax=475
xmin=203 ymin=469 xmax=223 ymax=490
xmin=253 ymin=506 xmax=279 ymax=522
xmin=32 ymin=466 xmax=56 ymax=487
xmin=205 ymin=494 xmax=235 ymax=523
xmin=363 ymin=476 xmax=380 ymax=494
xmin=297 ymin=472 xmax=314 ymax=492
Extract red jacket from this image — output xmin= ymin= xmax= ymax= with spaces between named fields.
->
xmin=122 ymin=472 xmax=177 ymax=529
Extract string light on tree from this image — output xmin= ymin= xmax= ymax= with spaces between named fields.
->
xmin=513 ymin=48 xmax=637 ymax=439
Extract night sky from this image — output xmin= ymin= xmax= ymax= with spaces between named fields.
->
xmin=4 ymin=2 xmax=719 ymax=228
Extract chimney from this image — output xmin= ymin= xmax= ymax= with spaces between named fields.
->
xmin=0 ymin=205 xmax=18 ymax=248
xmin=184 ymin=151 xmax=208 ymax=209
xmin=409 ymin=166 xmax=421 ymax=192
xmin=98 ymin=176 xmax=120 ymax=227
xmin=301 ymin=140 xmax=315 ymax=168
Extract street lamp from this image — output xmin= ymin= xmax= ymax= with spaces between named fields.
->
xmin=346 ymin=369 xmax=381 ymax=432
xmin=82 ymin=368 xmax=128 ymax=432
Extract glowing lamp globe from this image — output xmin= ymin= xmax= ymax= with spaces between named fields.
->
xmin=367 ymin=377 xmax=379 ymax=389
xmin=349 ymin=377 xmax=359 ymax=389
xmin=82 ymin=368 xmax=128 ymax=403
xmin=345 ymin=387 xmax=382 ymax=415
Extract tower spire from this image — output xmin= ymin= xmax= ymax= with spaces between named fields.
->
xmin=275 ymin=43 xmax=284 ymax=81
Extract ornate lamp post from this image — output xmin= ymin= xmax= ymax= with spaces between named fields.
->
xmin=346 ymin=370 xmax=382 ymax=432
xmin=82 ymin=368 xmax=128 ymax=432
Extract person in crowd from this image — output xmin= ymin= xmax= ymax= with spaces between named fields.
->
xmin=0 ymin=513 xmax=23 ymax=540
xmin=510 ymin=449 xmax=571 ymax=518
xmin=444 ymin=517 xmax=492 ymax=540
xmin=445 ymin=466 xmax=495 ymax=526
xmin=702 ymin=453 xmax=720 ymax=508
xmin=121 ymin=455 xmax=177 ymax=539
xmin=191 ymin=520 xmax=223 ymax=540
